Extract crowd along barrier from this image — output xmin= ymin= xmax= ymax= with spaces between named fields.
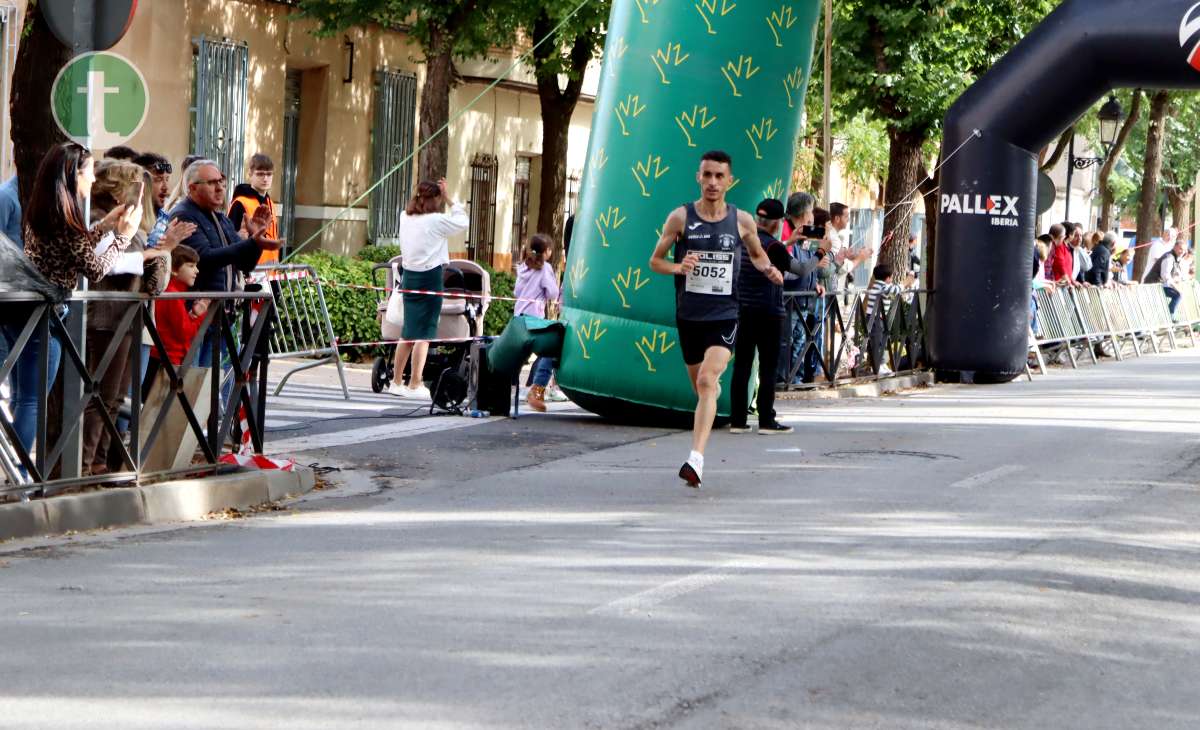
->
xmin=0 ymin=289 xmax=274 ymax=499
xmin=250 ymin=264 xmax=350 ymax=400
xmin=1030 ymin=281 xmax=1200 ymax=371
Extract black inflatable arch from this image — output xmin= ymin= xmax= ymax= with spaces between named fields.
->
xmin=931 ymin=0 xmax=1200 ymax=381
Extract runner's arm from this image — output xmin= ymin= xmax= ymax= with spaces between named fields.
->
xmin=649 ymin=208 xmax=695 ymax=276
xmin=738 ymin=211 xmax=784 ymax=285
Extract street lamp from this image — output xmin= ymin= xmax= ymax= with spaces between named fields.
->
xmin=1065 ymin=95 xmax=1125 ymax=223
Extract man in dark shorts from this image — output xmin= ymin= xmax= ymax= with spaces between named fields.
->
xmin=649 ymin=150 xmax=784 ymax=488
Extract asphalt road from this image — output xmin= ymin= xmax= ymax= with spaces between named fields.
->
xmin=2 ymin=350 xmax=1200 ymax=729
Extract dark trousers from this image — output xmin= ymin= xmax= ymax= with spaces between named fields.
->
xmin=81 ymin=328 xmax=134 ymax=469
xmin=1164 ymin=285 xmax=1182 ymax=315
xmin=731 ymin=310 xmax=785 ymax=428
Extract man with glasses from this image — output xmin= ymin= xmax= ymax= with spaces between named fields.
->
xmin=134 ymin=152 xmax=175 ymax=247
xmin=171 ymin=159 xmax=276 ymax=296
xmin=229 ymin=153 xmax=283 ymax=265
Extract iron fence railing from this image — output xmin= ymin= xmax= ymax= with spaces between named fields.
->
xmin=778 ymin=288 xmax=931 ymax=390
xmin=0 ymin=290 xmax=273 ymax=499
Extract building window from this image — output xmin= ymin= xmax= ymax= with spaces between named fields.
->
xmin=467 ymin=153 xmax=499 ymax=266
xmin=369 ymin=69 xmax=417 ymax=245
xmin=279 ymin=69 xmax=302 ymax=247
xmin=511 ymin=155 xmax=533 ymax=253
xmin=190 ymin=36 xmax=249 ymax=183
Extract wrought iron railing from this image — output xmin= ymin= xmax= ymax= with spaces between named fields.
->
xmin=0 ymin=290 xmax=273 ymax=499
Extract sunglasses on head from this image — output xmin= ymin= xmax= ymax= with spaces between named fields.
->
xmin=148 ymin=162 xmax=173 ymax=174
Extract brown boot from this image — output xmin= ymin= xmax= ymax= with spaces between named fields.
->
xmin=526 ymin=385 xmax=547 ymax=412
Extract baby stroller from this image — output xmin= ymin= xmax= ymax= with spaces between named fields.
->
xmin=371 ymin=256 xmax=491 ymax=415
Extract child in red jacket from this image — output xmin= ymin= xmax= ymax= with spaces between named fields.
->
xmin=145 ymin=245 xmax=209 ymax=391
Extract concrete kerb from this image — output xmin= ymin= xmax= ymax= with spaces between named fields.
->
xmin=0 ymin=467 xmax=315 ymax=543
xmin=776 ymin=371 xmax=935 ymax=400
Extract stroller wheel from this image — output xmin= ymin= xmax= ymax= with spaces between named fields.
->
xmin=371 ymin=356 xmax=390 ymax=393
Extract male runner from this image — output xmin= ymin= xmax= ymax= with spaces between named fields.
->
xmin=649 ymin=150 xmax=784 ymax=488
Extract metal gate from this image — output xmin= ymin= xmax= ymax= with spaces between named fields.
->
xmin=191 ymin=37 xmax=249 ymax=182
xmin=511 ymin=156 xmax=533 ymax=253
xmin=369 ymin=70 xmax=418 ymax=245
xmin=280 ymin=70 xmax=302 ymax=246
xmin=468 ymin=153 xmax=499 ymax=266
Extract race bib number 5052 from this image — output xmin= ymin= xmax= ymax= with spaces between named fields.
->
xmin=685 ymin=250 xmax=735 ymax=295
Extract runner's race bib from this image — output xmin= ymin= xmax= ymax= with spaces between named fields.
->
xmin=685 ymin=250 xmax=735 ymax=295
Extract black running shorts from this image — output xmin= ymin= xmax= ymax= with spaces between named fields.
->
xmin=676 ymin=318 xmax=739 ymax=366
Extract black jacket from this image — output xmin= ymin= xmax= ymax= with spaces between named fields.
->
xmin=1087 ymin=243 xmax=1112 ymax=286
xmin=738 ymin=229 xmax=821 ymax=316
xmin=170 ymin=197 xmax=263 ymax=292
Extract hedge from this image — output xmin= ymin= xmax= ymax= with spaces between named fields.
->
xmin=285 ymin=248 xmax=517 ymax=361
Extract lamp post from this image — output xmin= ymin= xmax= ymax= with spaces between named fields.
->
xmin=1065 ymin=95 xmax=1124 ymax=224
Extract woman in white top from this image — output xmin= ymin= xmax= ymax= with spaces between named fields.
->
xmin=390 ymin=179 xmax=469 ymax=399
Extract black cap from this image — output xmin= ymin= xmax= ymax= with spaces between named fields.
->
xmin=755 ymin=198 xmax=784 ymax=220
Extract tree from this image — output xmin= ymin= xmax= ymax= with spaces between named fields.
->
xmin=830 ymin=0 xmax=1057 ymax=275
xmin=297 ymin=0 xmax=502 ymax=182
xmin=506 ymin=0 xmax=608 ymax=251
xmin=11 ymin=4 xmax=71 ymax=205
xmin=1161 ymin=94 xmax=1200 ymax=243
xmin=1133 ymin=90 xmax=1172 ymax=280
xmin=1096 ymin=90 xmax=1143 ymax=233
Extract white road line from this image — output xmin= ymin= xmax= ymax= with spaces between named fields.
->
xmin=266 ymin=415 xmax=493 ymax=454
xmin=950 ymin=464 xmax=1025 ymax=489
xmin=589 ymin=560 xmax=760 ymax=616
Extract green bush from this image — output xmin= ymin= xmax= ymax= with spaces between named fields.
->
xmin=482 ymin=264 xmax=516 ymax=336
xmin=293 ymin=248 xmax=518 ymax=353
xmin=293 ymin=251 xmax=386 ymax=361
xmin=356 ymin=244 xmax=402 ymax=263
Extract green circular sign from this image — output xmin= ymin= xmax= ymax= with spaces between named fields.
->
xmin=51 ymin=52 xmax=149 ymax=149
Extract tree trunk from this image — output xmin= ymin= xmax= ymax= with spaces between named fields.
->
xmin=11 ymin=6 xmax=71 ymax=206
xmin=1168 ymin=187 xmax=1194 ymax=240
xmin=417 ymin=32 xmax=454 ymax=183
xmin=1098 ymin=91 xmax=1143 ymax=232
xmin=810 ymin=124 xmax=825 ymax=203
xmin=918 ymin=168 xmax=938 ymax=291
xmin=1040 ymin=126 xmax=1074 ymax=173
xmin=1133 ymin=90 xmax=1172 ymax=281
xmin=879 ymin=126 xmax=927 ymax=276
xmin=532 ymin=11 xmax=590 ymax=263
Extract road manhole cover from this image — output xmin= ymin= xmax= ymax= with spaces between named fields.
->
xmin=822 ymin=450 xmax=959 ymax=461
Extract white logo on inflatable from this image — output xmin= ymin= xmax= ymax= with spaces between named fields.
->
xmin=1181 ymin=2 xmax=1200 ymax=71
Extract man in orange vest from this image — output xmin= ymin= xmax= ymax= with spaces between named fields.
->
xmin=229 ymin=153 xmax=283 ymax=265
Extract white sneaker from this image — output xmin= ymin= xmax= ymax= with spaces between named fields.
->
xmin=544 ymin=386 xmax=570 ymax=403
xmin=387 ymin=382 xmax=407 ymax=397
xmin=407 ymin=384 xmax=432 ymax=401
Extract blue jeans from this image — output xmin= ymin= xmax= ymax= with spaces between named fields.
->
xmin=779 ymin=299 xmax=823 ymax=384
xmin=1 ymin=321 xmax=63 ymax=454
xmin=1164 ymin=286 xmax=1182 ymax=316
xmin=530 ymin=355 xmax=555 ymax=387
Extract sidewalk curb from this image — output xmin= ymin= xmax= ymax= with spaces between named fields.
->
xmin=0 ymin=467 xmax=315 ymax=543
xmin=776 ymin=371 xmax=935 ymax=400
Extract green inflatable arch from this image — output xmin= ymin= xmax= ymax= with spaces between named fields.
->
xmin=556 ymin=0 xmax=822 ymax=420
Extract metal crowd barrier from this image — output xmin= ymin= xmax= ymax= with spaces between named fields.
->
xmin=1031 ymin=281 xmax=1200 ymax=370
xmin=0 ymin=290 xmax=274 ymax=499
xmin=778 ymin=288 xmax=931 ymax=390
xmin=251 ymin=264 xmax=349 ymax=399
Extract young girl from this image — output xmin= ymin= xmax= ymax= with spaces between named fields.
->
xmin=514 ymin=233 xmax=561 ymax=412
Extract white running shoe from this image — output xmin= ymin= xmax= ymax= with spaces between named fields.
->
xmin=387 ymin=382 xmax=407 ymax=397
xmin=545 ymin=385 xmax=570 ymax=403
xmin=407 ymin=384 xmax=432 ymax=401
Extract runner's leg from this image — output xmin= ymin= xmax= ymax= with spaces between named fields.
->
xmin=691 ymin=345 xmax=732 ymax=455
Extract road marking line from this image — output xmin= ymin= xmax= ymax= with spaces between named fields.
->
xmin=266 ymin=416 xmax=492 ymax=454
xmin=589 ymin=560 xmax=759 ymax=616
xmin=950 ymin=464 xmax=1024 ymax=489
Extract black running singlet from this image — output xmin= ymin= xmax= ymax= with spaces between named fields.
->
xmin=674 ymin=202 xmax=742 ymax=322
